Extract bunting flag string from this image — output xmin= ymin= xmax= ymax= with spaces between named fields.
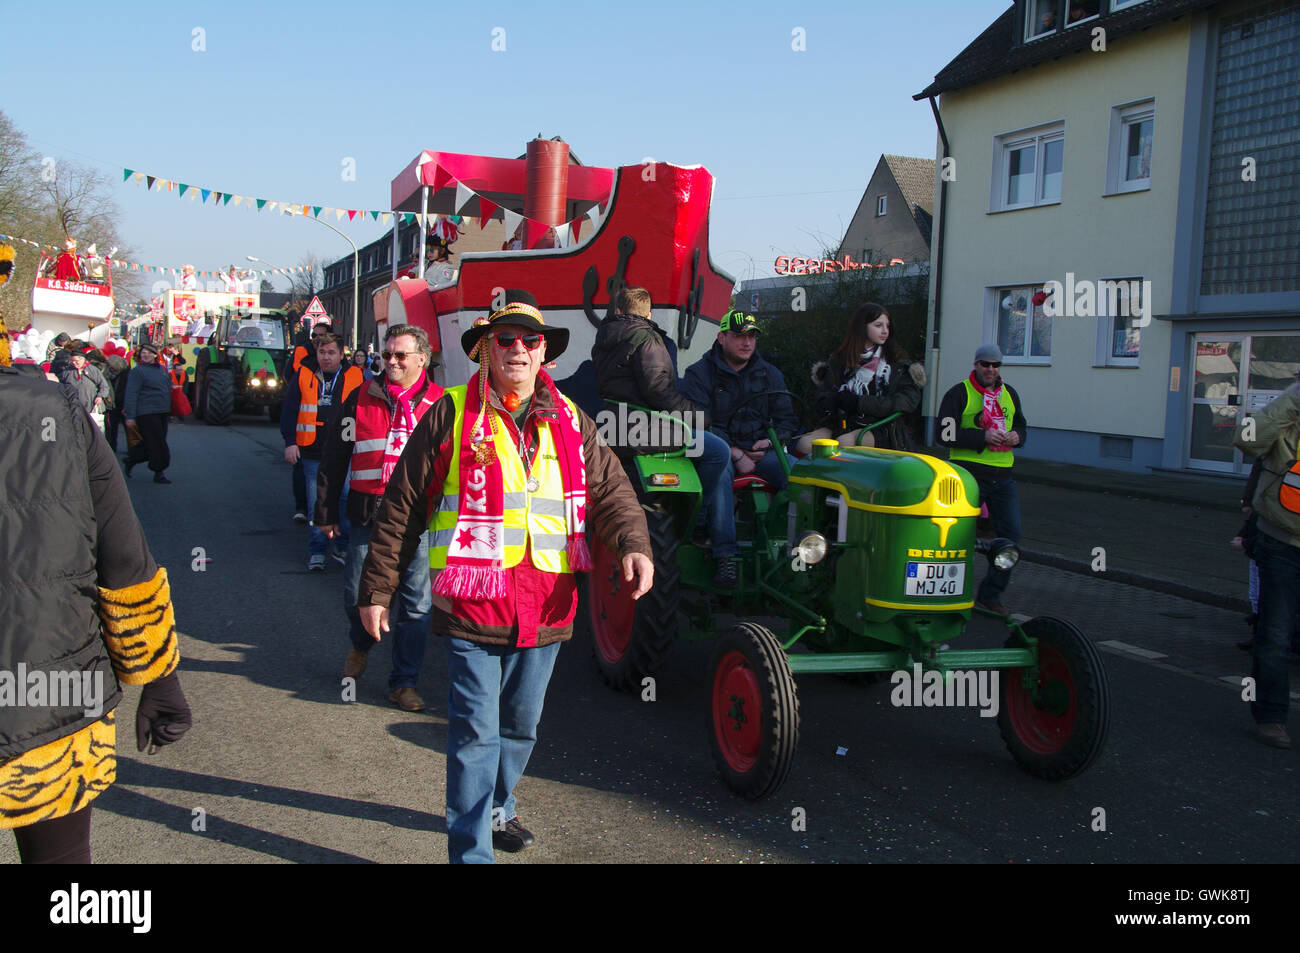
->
xmin=121 ymin=164 xmax=604 ymax=250
xmin=0 ymin=231 xmax=313 ymax=280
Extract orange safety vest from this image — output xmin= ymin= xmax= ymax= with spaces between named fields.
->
xmin=290 ymin=344 xmax=309 ymax=374
xmin=296 ymin=364 xmax=362 ymax=447
xmin=169 ymin=364 xmax=186 ymax=388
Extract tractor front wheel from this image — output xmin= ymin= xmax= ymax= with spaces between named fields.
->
xmin=998 ymin=616 xmax=1109 ymax=780
xmin=588 ymin=503 xmax=678 ymax=691
xmin=709 ymin=622 xmax=800 ymax=800
xmin=204 ymin=367 xmax=234 ymax=426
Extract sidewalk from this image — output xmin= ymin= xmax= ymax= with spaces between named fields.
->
xmin=929 ymin=452 xmax=1254 ymax=614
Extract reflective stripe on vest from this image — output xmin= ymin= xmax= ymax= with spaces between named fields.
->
xmin=428 ymin=385 xmax=577 ymax=574
xmin=948 ymin=379 xmax=1017 ymax=469
xmin=347 ymin=381 xmax=443 ymax=495
xmin=296 ymin=365 xmax=362 ymax=447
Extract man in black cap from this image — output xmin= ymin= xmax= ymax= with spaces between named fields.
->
xmin=358 ymin=290 xmax=654 ymax=863
xmin=936 ymin=343 xmax=1028 ymax=614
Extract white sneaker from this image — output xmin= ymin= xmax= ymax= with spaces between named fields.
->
xmin=308 ymin=554 xmax=325 ymax=572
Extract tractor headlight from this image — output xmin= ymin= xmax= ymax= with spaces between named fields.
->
xmin=985 ymin=537 xmax=1020 ymax=571
xmin=792 ymin=530 xmax=828 ymax=565
xmin=267 ymin=377 xmax=278 ymax=388
xmin=250 ymin=377 xmax=262 ymax=388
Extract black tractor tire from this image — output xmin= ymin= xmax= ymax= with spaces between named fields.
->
xmin=203 ymin=367 xmax=235 ymax=426
xmin=997 ymin=616 xmax=1110 ymax=781
xmin=588 ymin=502 xmax=679 ymax=692
xmin=708 ymin=622 xmax=800 ymax=800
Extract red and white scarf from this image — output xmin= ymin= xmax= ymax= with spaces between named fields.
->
xmin=382 ymin=379 xmax=422 ymax=484
xmin=434 ymin=369 xmax=592 ymax=600
xmin=969 ymin=371 xmax=1010 ymax=452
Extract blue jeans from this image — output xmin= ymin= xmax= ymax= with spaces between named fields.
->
xmin=1250 ymin=533 xmax=1300 ymax=725
xmin=303 ymin=457 xmax=349 ymax=556
xmin=445 ymin=638 xmax=561 ymax=864
xmin=976 ymin=475 xmax=1021 ymax=604
xmin=751 ymin=448 xmax=792 ymax=491
xmin=343 ymin=522 xmax=432 ymax=689
xmin=293 ymin=458 xmax=307 ymax=513
xmin=696 ymin=431 xmax=737 ymax=558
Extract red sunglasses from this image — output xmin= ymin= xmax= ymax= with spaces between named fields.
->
xmin=492 ymin=331 xmax=542 ymax=350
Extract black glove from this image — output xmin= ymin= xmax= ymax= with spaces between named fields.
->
xmin=835 ymin=389 xmax=859 ymax=414
xmin=135 ymin=672 xmax=193 ymax=753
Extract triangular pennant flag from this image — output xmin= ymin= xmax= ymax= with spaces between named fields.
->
xmin=256 ymin=199 xmax=266 ymax=210
xmin=570 ymin=216 xmax=583 ymax=243
xmin=178 ymin=184 xmax=189 ymax=197
xmin=335 ymin=209 xmax=346 ymax=221
xmin=201 ymin=189 xmax=212 ymax=203
xmin=525 ymin=219 xmax=549 ymax=249
xmin=431 ymin=164 xmax=454 ymax=193
xmin=146 ymin=175 xmax=156 ymax=190
xmin=348 ymin=209 xmax=358 ymax=220
xmin=133 ymin=172 xmax=145 ymax=185
xmin=233 ymin=196 xmax=243 ymax=207
xmin=123 ymin=169 xmax=133 ymax=182
xmin=370 ymin=210 xmax=379 ymax=221
xmin=450 ymin=215 xmax=463 ymax=225
xmin=402 ymin=213 xmax=414 ymax=226
xmin=454 ymin=182 xmax=473 ymax=214
xmin=586 ymin=203 xmax=602 ymax=225
xmin=551 ymin=222 xmax=569 ymax=249
xmin=313 ymin=206 xmax=322 ymax=217
xmin=478 ymin=197 xmax=498 ymax=225
xmin=502 ymin=208 xmax=523 ymax=241
xmin=159 ymin=179 xmax=170 ymax=190
xmin=380 ymin=213 xmax=391 ymax=226
xmin=189 ymin=189 xmax=199 ymax=201
xmin=222 ymin=193 xmax=232 ymax=205
xmin=268 ymin=201 xmax=278 ymax=213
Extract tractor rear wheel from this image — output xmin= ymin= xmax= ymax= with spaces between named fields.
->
xmin=998 ymin=616 xmax=1109 ymax=780
xmin=709 ymin=622 xmax=800 ymax=800
xmin=588 ymin=502 xmax=679 ymax=692
xmin=204 ymin=367 xmax=234 ymax=426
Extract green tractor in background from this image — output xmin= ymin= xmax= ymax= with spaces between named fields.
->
xmin=193 ymin=306 xmax=292 ymax=426
xmin=585 ymin=403 xmax=1110 ymax=799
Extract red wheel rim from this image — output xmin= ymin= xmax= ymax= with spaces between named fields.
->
xmin=589 ymin=532 xmax=635 ymax=664
xmin=712 ymin=650 xmax=762 ymax=772
xmin=1005 ymin=642 xmax=1077 ymax=755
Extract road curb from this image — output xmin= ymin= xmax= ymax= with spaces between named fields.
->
xmin=1020 ymin=548 xmax=1251 ymax=615
xmin=1012 ymin=472 xmax=1241 ymax=513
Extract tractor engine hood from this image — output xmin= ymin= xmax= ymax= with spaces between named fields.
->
xmin=790 ymin=448 xmax=980 ymax=518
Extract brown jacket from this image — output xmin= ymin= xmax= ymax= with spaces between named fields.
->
xmin=358 ymin=379 xmax=652 ymax=646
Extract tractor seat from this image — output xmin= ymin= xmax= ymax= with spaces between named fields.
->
xmin=732 ymin=474 xmax=775 ymax=493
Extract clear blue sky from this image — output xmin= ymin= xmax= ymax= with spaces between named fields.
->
xmin=1 ymin=0 xmax=1008 ymax=291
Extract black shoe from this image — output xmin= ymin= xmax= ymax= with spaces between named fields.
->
xmin=124 ymin=460 xmax=135 ymax=479
xmin=690 ymin=525 xmax=711 ymax=548
xmin=492 ymin=817 xmax=537 ymax=853
xmin=712 ymin=559 xmax=739 ymax=589
xmin=153 ymin=473 xmax=171 ymax=484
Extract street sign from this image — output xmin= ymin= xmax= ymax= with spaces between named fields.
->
xmin=304 ymin=296 xmax=329 ymax=320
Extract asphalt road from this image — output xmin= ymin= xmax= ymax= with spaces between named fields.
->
xmin=3 ymin=415 xmax=1296 ymax=864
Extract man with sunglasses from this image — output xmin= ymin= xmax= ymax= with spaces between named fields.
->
xmin=315 ymin=325 xmax=442 ymax=711
xmin=358 ymin=290 xmax=653 ymax=863
xmin=937 ymin=344 xmax=1028 ymax=614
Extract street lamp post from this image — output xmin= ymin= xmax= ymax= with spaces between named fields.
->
xmin=245 ymin=256 xmax=288 ymax=294
xmin=281 ymin=209 xmax=360 ymax=350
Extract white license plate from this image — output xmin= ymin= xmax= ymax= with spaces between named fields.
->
xmin=904 ymin=561 xmax=965 ymax=596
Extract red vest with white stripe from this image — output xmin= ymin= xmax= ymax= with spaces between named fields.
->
xmin=348 ymin=378 xmax=444 ymax=495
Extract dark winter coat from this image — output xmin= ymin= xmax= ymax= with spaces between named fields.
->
xmin=681 ymin=342 xmax=799 ymax=449
xmin=811 ymin=355 xmax=926 ymax=451
xmin=592 ymin=312 xmax=704 ymax=421
xmin=123 ymin=362 xmax=172 ymax=418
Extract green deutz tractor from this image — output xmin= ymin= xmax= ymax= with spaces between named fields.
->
xmin=586 ymin=404 xmax=1109 ymax=799
xmin=193 ymin=307 xmax=292 ymax=425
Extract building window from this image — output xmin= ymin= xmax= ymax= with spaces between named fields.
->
xmin=1110 ymin=0 xmax=1148 ymax=10
xmin=876 ymin=195 xmax=887 ymax=216
xmin=1105 ymin=100 xmax=1154 ymax=194
xmin=994 ymin=285 xmax=1053 ymax=361
xmin=1066 ymin=1 xmax=1100 ymax=25
xmin=1025 ymin=0 xmax=1060 ymax=40
xmin=1094 ymin=276 xmax=1145 ymax=366
xmin=993 ymin=123 xmax=1064 ymax=211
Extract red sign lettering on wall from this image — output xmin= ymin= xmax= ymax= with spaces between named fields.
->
xmin=773 ymin=255 xmax=905 ymax=275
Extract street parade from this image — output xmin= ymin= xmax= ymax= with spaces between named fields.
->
xmin=0 ymin=0 xmax=1297 ymax=926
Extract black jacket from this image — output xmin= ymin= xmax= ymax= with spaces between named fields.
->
xmin=681 ymin=342 xmax=799 ymax=449
xmin=811 ymin=355 xmax=926 ymax=450
xmin=592 ymin=312 xmax=705 ymax=423
xmin=0 ymin=368 xmax=159 ymax=758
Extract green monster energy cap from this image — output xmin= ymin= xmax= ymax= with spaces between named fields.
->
xmin=720 ymin=309 xmax=761 ymax=334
